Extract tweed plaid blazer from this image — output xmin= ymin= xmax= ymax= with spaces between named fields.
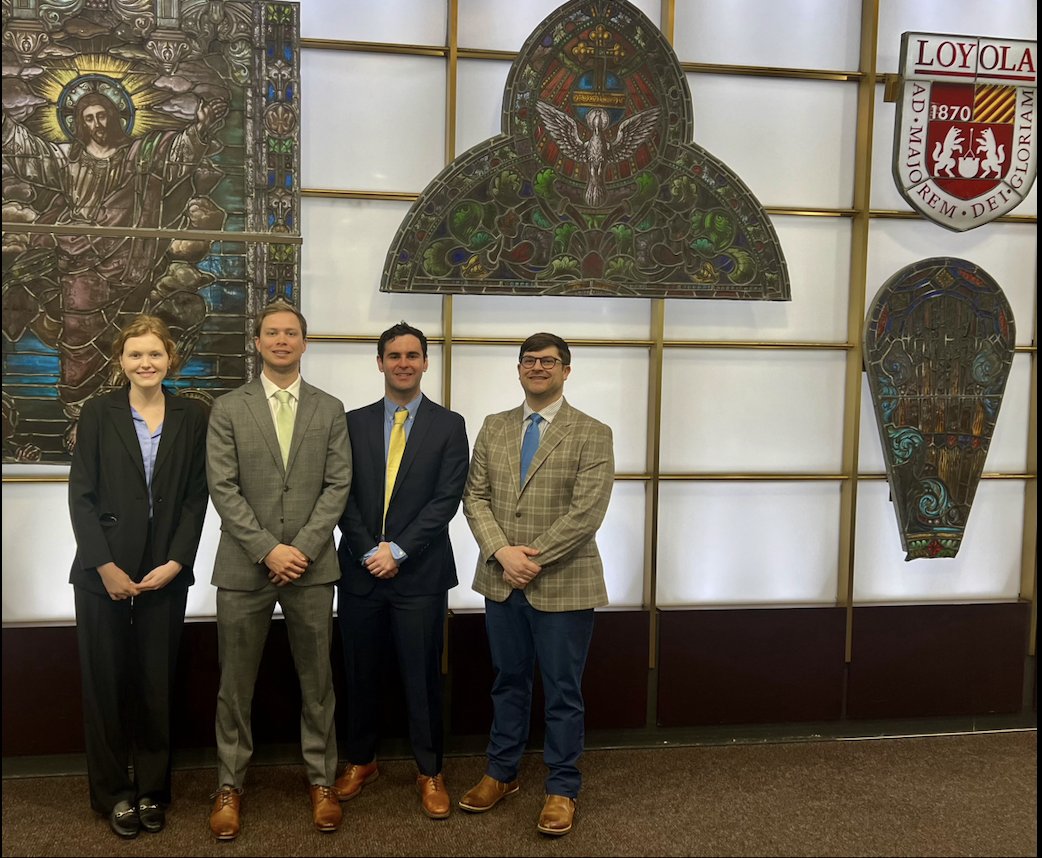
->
xmin=463 ymin=398 xmax=614 ymax=611
xmin=206 ymin=377 xmax=352 ymax=591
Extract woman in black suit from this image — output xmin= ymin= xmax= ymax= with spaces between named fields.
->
xmin=68 ymin=315 xmax=209 ymax=839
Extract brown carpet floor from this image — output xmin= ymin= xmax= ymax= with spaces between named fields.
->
xmin=2 ymin=731 xmax=1036 ymax=857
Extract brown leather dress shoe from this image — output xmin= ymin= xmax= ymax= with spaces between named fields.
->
xmin=457 ymin=773 xmax=520 ymax=812
xmin=537 ymin=794 xmax=576 ymax=836
xmin=333 ymin=761 xmax=379 ymax=801
xmin=310 ymin=784 xmax=342 ymax=832
xmin=416 ymin=773 xmax=451 ymax=819
xmin=209 ymin=786 xmax=241 ymax=841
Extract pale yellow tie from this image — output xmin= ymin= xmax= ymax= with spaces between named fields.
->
xmin=384 ymin=408 xmax=408 ymax=528
xmin=274 ymin=389 xmax=294 ymax=466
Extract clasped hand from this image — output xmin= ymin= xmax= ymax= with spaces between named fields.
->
xmin=495 ymin=544 xmax=541 ymax=589
xmin=365 ymin=542 xmax=400 ymax=579
xmin=265 ymin=543 xmax=309 ymax=586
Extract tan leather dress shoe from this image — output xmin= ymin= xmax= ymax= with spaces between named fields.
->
xmin=457 ymin=773 xmax=520 ymax=812
xmin=309 ymin=784 xmax=342 ymax=832
xmin=333 ymin=761 xmax=379 ymax=801
xmin=209 ymin=786 xmax=241 ymax=840
xmin=416 ymin=773 xmax=451 ymax=819
xmin=537 ymin=794 xmax=576 ymax=836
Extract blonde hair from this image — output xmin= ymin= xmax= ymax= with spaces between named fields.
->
xmin=112 ymin=315 xmax=182 ymax=375
xmin=253 ymin=299 xmax=308 ymax=338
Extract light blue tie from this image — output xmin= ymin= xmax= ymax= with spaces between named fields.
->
xmin=520 ymin=413 xmax=543 ymax=482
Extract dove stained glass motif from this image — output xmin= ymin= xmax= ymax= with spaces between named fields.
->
xmin=863 ymin=258 xmax=1016 ymax=560
xmin=1 ymin=1 xmax=301 ymax=464
xmin=383 ymin=0 xmax=789 ymax=300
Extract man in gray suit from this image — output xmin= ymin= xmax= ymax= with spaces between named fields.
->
xmin=459 ymin=332 xmax=614 ymax=837
xmin=206 ymin=300 xmax=351 ymax=840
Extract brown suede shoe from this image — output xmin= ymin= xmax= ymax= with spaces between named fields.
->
xmin=457 ymin=774 xmax=520 ymax=813
xmin=309 ymin=785 xmax=342 ymax=832
xmin=416 ymin=773 xmax=451 ymax=819
xmin=209 ymin=786 xmax=242 ymax=841
xmin=537 ymin=794 xmax=575 ymax=836
xmin=333 ymin=761 xmax=379 ymax=801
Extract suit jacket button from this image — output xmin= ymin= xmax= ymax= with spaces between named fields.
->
xmin=284 ymin=486 xmax=290 ymax=492
xmin=515 ymin=511 xmax=522 ymax=517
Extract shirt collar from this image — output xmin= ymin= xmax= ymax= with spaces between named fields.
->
xmin=384 ymin=392 xmax=422 ymax=421
xmin=261 ymin=373 xmax=302 ymax=402
xmin=523 ymin=396 xmax=564 ymax=423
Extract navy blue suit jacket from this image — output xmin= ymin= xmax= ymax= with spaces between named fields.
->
xmin=337 ymin=394 xmax=468 ymax=597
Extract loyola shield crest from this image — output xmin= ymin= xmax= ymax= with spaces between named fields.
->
xmin=893 ymin=33 xmax=1037 ymax=231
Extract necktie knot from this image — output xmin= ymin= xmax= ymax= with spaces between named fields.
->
xmin=274 ymin=389 xmax=291 ymax=405
xmin=393 ymin=408 xmax=409 ymax=426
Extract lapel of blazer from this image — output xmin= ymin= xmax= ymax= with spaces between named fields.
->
xmin=287 ymin=380 xmax=321 ymax=472
xmin=520 ymin=399 xmax=575 ymax=493
xmin=243 ymin=378 xmax=284 ymax=473
xmin=108 ymin=388 xmax=147 ymax=485
xmin=361 ymin=400 xmax=385 ymax=511
xmin=502 ymin=405 xmax=525 ymax=496
xmin=153 ymin=390 xmax=185 ymax=482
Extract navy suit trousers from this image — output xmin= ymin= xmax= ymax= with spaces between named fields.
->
xmin=483 ymin=589 xmax=595 ymax=797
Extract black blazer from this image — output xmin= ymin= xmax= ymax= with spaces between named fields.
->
xmin=337 ymin=395 xmax=469 ymax=597
xmin=68 ymin=386 xmax=209 ymax=596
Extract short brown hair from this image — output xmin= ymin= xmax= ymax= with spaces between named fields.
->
xmin=519 ymin=332 xmax=570 ymax=366
xmin=112 ymin=315 xmax=182 ymax=374
xmin=253 ymin=299 xmax=308 ymax=338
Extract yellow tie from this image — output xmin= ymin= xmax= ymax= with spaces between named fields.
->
xmin=384 ymin=408 xmax=409 ymax=528
xmin=274 ymin=389 xmax=294 ymax=466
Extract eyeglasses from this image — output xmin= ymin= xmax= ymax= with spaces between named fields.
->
xmin=520 ymin=355 xmax=566 ymax=369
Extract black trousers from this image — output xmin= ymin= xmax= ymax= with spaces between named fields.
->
xmin=337 ymin=585 xmax=447 ymax=775
xmin=74 ymin=580 xmax=188 ymax=814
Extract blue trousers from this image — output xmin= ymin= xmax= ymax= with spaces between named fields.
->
xmin=483 ymin=589 xmax=595 ymax=798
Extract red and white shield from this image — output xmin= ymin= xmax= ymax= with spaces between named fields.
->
xmin=893 ymin=33 xmax=1037 ymax=231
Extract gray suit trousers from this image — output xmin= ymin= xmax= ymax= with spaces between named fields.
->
xmin=214 ymin=583 xmax=338 ymax=787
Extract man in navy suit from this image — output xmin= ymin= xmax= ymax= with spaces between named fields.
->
xmin=334 ymin=321 xmax=469 ymax=819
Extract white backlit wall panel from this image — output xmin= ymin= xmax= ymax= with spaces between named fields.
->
xmin=853 ymin=479 xmax=1025 ymax=602
xmin=301 ymin=197 xmax=442 ymax=336
xmin=301 ymin=51 xmax=445 ymax=192
xmin=455 ymin=59 xmax=511 ymax=156
xmin=300 ymin=0 xmax=447 ymax=45
xmin=685 ymin=74 xmax=859 ymax=210
xmin=456 ymin=0 xmax=660 ymax=51
xmin=656 ymin=481 xmax=842 ymax=606
xmin=453 ymin=293 xmax=652 ymax=343
xmin=876 ymin=0 xmax=1037 ymax=73
xmin=663 ymin=216 xmax=852 ymax=343
xmin=660 ymin=350 xmax=847 ymax=474
xmin=2 ymin=482 xmax=77 ymax=623
xmin=866 ymin=220 xmax=1037 ymax=348
xmin=673 ymin=0 xmax=861 ymax=71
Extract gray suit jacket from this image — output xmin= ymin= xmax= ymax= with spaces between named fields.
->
xmin=463 ymin=398 xmax=614 ymax=611
xmin=207 ymin=377 xmax=351 ymax=590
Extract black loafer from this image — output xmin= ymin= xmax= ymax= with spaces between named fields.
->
xmin=137 ymin=797 xmax=165 ymax=833
xmin=110 ymin=800 xmax=140 ymax=838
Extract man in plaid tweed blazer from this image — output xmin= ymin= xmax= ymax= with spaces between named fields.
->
xmin=459 ymin=332 xmax=614 ymax=837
